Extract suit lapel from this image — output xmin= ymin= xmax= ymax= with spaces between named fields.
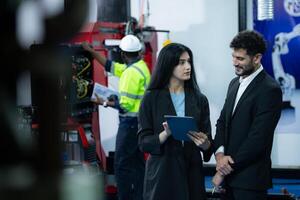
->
xmin=163 ymin=89 xmax=177 ymax=116
xmin=225 ymin=79 xmax=240 ymax=123
xmin=232 ymin=71 xmax=266 ymax=117
xmin=184 ymin=88 xmax=196 ymax=117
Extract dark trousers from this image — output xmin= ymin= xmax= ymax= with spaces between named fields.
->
xmin=221 ymin=186 xmax=267 ymax=200
xmin=114 ymin=116 xmax=145 ymax=200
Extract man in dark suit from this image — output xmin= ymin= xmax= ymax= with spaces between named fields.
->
xmin=213 ymin=30 xmax=282 ymax=200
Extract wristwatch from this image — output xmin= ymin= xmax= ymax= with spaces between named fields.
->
xmin=103 ymin=101 xmax=108 ymax=107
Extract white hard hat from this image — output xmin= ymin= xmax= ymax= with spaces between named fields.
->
xmin=119 ymin=35 xmax=142 ymax=52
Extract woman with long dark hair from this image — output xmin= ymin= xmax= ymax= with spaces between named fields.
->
xmin=138 ymin=43 xmax=213 ymax=200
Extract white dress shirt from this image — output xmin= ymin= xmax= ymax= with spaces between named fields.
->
xmin=232 ymin=66 xmax=263 ymax=113
xmin=216 ymin=65 xmax=263 ymax=155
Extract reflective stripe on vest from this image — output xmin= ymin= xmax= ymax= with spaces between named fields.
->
xmin=131 ymin=65 xmax=147 ymax=88
xmin=120 ymin=92 xmax=144 ymax=99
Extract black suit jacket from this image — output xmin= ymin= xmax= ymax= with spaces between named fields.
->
xmin=214 ymin=70 xmax=282 ymax=190
xmin=138 ymin=88 xmax=213 ymax=200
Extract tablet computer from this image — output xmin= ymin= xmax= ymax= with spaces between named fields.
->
xmin=164 ymin=115 xmax=198 ymax=141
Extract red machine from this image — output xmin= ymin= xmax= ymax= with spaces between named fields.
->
xmin=67 ymin=21 xmax=158 ymax=172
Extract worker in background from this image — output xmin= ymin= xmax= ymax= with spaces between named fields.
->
xmin=82 ymin=35 xmax=150 ymax=200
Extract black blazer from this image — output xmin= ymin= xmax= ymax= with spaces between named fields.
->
xmin=214 ymin=70 xmax=282 ymax=190
xmin=138 ymin=88 xmax=213 ymax=200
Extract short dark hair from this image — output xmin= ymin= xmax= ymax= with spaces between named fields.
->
xmin=148 ymin=43 xmax=199 ymax=92
xmin=230 ymin=30 xmax=267 ymax=56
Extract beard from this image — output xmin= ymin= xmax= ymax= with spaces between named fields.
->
xmin=234 ymin=63 xmax=256 ymax=77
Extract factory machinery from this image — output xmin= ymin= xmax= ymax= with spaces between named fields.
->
xmin=20 ymin=20 xmax=158 ymax=200
xmin=64 ymin=19 xmax=158 ymax=170
xmin=66 ymin=21 xmax=158 ymax=199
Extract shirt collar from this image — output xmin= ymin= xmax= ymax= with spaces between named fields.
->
xmin=239 ymin=65 xmax=263 ymax=85
xmin=127 ymin=57 xmax=141 ymax=67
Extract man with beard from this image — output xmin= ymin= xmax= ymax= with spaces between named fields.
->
xmin=212 ymin=30 xmax=282 ymax=200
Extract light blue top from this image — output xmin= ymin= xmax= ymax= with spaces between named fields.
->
xmin=170 ymin=92 xmax=185 ymax=117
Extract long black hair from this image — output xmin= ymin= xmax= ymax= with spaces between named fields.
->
xmin=148 ymin=43 xmax=200 ymax=92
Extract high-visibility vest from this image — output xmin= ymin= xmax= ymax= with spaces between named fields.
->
xmin=111 ymin=59 xmax=150 ymax=117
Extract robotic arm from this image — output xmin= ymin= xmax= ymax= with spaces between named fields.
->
xmin=272 ymin=24 xmax=300 ymax=103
